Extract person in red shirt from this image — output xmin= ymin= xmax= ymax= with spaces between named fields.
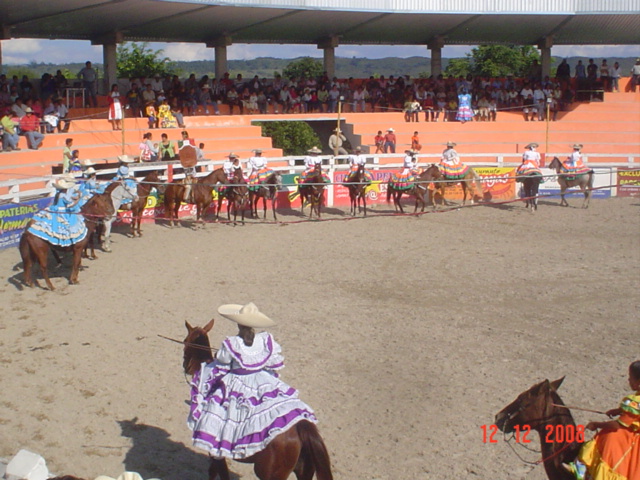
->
xmin=374 ymin=130 xmax=384 ymax=153
xmin=19 ymin=107 xmax=44 ymax=150
xmin=383 ymin=128 xmax=396 ymax=154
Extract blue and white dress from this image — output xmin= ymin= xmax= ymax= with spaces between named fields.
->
xmin=113 ymin=166 xmax=137 ymax=205
xmin=77 ymin=177 xmax=101 ymax=207
xmin=27 ymin=189 xmax=88 ymax=247
xmin=456 ymin=93 xmax=475 ymax=122
xmin=188 ymin=332 xmax=317 ymax=459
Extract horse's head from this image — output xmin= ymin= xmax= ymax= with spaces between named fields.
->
xmin=495 ymin=377 xmax=565 ymax=433
xmin=422 ymin=164 xmax=442 ymax=181
xmin=144 ymin=171 xmax=166 ymax=194
xmin=183 ymin=319 xmax=215 ymax=375
xmin=549 ymin=157 xmax=561 ymax=172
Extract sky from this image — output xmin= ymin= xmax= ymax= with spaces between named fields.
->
xmin=2 ymin=38 xmax=639 ymax=66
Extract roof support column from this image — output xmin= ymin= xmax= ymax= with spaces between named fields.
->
xmin=92 ymin=32 xmax=123 ymax=96
xmin=318 ymin=36 xmax=339 ymax=79
xmin=208 ymin=36 xmax=232 ymax=81
xmin=538 ymin=36 xmax=553 ymax=81
xmin=0 ymin=26 xmax=11 ymax=75
xmin=428 ymin=36 xmax=445 ymax=77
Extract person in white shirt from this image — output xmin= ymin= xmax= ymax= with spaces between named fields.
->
xmin=402 ymin=149 xmax=418 ymax=175
xmin=532 ymin=86 xmax=546 ymax=121
xmin=223 ymin=153 xmax=242 ymax=180
xmin=609 ymin=62 xmax=622 ymax=92
xmin=345 ymin=146 xmax=372 ymax=183
xmin=562 ymin=144 xmax=586 ymax=173
xmin=521 ymin=142 xmax=541 ymax=170
xmin=247 ymin=149 xmax=274 ymax=187
xmin=301 ymin=146 xmax=323 ymax=183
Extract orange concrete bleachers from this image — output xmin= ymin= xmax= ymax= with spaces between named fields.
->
xmin=344 ymin=90 xmax=640 ymax=162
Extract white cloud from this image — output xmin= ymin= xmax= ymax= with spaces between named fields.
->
xmin=160 ymin=43 xmax=211 ymax=61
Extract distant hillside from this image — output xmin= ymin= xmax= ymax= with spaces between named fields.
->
xmin=6 ymin=56 xmax=638 ymax=80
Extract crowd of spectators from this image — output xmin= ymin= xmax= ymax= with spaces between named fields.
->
xmin=0 ymin=57 xmax=634 ymax=152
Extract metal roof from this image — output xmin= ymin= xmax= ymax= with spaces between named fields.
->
xmin=2 ymin=0 xmax=639 ymax=46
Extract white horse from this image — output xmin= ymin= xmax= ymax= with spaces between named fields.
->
xmin=101 ymin=180 xmax=139 ymax=252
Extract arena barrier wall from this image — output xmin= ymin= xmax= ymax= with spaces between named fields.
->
xmin=0 ymin=197 xmax=53 ymax=250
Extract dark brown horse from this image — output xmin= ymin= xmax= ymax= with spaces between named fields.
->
xmin=519 ymin=172 xmax=543 ymax=211
xmin=495 ymin=377 xmax=582 ymax=480
xmin=548 ymin=157 xmax=594 ymax=208
xmin=125 ymin=170 xmax=166 ymax=237
xmin=386 ymin=166 xmax=439 ymax=214
xmin=164 ymin=168 xmax=227 ymax=227
xmin=430 ymin=164 xmax=484 ymax=207
xmin=183 ymin=320 xmax=334 ymax=480
xmin=298 ymin=165 xmax=325 ymax=219
xmin=222 ymin=168 xmax=250 ymax=225
xmin=249 ymin=171 xmax=282 ymax=220
xmin=20 ymin=188 xmax=115 ymax=290
xmin=344 ymin=165 xmax=369 ymax=216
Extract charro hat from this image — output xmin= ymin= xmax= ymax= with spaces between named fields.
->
xmin=525 ymin=143 xmax=539 ymax=149
xmin=387 ymin=128 xmax=394 ymax=132
xmin=118 ymin=155 xmax=133 ymax=163
xmin=572 ymin=143 xmax=583 ymax=150
xmin=84 ymin=167 xmax=96 ymax=175
xmin=253 ymin=149 xmax=262 ymax=154
xmin=83 ymin=159 xmax=95 ymax=167
xmin=307 ymin=146 xmax=322 ymax=154
xmin=25 ymin=107 xmax=33 ymax=113
xmin=53 ymin=177 xmax=76 ymax=190
xmin=355 ymin=146 xmax=362 ymax=151
xmin=446 ymin=141 xmax=456 ymax=147
xmin=218 ymin=302 xmax=275 ymax=328
xmin=228 ymin=152 xmax=238 ymax=159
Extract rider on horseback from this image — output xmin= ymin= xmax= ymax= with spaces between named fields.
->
xmin=112 ymin=155 xmax=137 ymax=206
xmin=247 ymin=149 xmax=274 ymax=190
xmin=188 ymin=302 xmax=318 ymax=460
xmin=27 ymin=176 xmax=87 ymax=247
xmin=223 ymin=152 xmax=242 ymax=180
xmin=439 ymin=141 xmax=469 ymax=179
xmin=346 ymin=146 xmax=373 ymax=184
xmin=178 ymin=132 xmax=198 ymax=203
xmin=77 ymin=164 xmax=100 ymax=207
xmin=516 ymin=143 xmax=542 ymax=180
xmin=300 ymin=146 xmax=328 ymax=183
xmin=562 ymin=144 xmax=588 ymax=176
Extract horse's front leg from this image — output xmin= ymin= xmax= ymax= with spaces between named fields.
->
xmin=102 ymin=218 xmax=113 ymax=252
xmin=69 ymin=244 xmax=84 ymax=285
xmin=209 ymin=457 xmax=230 ymax=480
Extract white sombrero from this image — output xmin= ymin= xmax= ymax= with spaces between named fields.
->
xmin=53 ymin=177 xmax=76 ymax=190
xmin=118 ymin=155 xmax=133 ymax=163
xmin=84 ymin=167 xmax=96 ymax=175
xmin=307 ymin=146 xmax=321 ymax=154
xmin=525 ymin=143 xmax=539 ymax=149
xmin=446 ymin=141 xmax=456 ymax=148
xmin=218 ymin=302 xmax=275 ymax=328
xmin=83 ymin=159 xmax=95 ymax=167
xmin=572 ymin=143 xmax=583 ymax=150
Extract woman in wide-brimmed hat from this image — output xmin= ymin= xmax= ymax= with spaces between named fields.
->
xmin=439 ymin=141 xmax=470 ymax=179
xmin=516 ymin=142 xmax=542 ymax=179
xmin=187 ymin=302 xmax=318 ymax=460
xmin=27 ymin=176 xmax=88 ymax=247
xmin=300 ymin=146 xmax=329 ymax=183
xmin=562 ymin=143 xmax=587 ymax=174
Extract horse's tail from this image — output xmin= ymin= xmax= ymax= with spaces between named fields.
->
xmin=297 ymin=420 xmax=333 ymax=480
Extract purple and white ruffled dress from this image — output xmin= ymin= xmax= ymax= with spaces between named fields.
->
xmin=187 ymin=332 xmax=317 ymax=459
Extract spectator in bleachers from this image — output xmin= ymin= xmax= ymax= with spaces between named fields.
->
xmin=126 ymin=82 xmax=143 ymax=118
xmin=150 ymin=74 xmax=163 ymax=95
xmin=62 ymin=138 xmax=73 ymax=172
xmin=159 ymin=133 xmax=177 ymax=160
xmin=610 ymin=61 xmax=622 ymax=92
xmin=227 ymin=87 xmax=242 ymax=115
xmin=1 ymin=109 xmax=20 ymax=152
xmin=19 ymin=107 xmax=44 ymax=150
xmin=198 ymin=84 xmax=220 ymax=115
xmin=140 ymin=132 xmax=159 ymax=162
xmin=522 ymin=94 xmax=536 ymax=121
xmin=142 ymin=83 xmax=156 ymax=106
xmin=383 ymin=128 xmax=396 ymax=153
xmin=11 ymin=98 xmax=28 ymax=118
xmin=77 ymin=61 xmax=97 ymax=107
xmin=108 ymin=84 xmax=124 ymax=131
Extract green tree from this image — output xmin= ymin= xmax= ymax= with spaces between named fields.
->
xmin=116 ymin=42 xmax=180 ymax=79
xmin=468 ymin=45 xmax=540 ymax=77
xmin=256 ymin=121 xmax=321 ymax=156
xmin=444 ymin=58 xmax=471 ymax=77
xmin=282 ymin=57 xmax=323 ymax=79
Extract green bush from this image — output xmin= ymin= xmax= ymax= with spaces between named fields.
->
xmin=255 ymin=121 xmax=321 ymax=156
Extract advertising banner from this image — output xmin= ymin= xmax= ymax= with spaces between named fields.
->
xmin=0 ymin=197 xmax=53 ymax=250
xmin=333 ymin=169 xmax=398 ymax=207
xmin=617 ymin=168 xmax=640 ymax=197
xmin=437 ymin=167 xmax=516 ymax=202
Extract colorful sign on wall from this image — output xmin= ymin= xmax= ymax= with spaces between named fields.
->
xmin=0 ymin=197 xmax=52 ymax=250
xmin=617 ymin=168 xmax=640 ymax=197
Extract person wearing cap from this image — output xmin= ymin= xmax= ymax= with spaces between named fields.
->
xmin=328 ymin=128 xmax=348 ymax=159
xmin=247 ymin=149 xmax=274 ymax=188
xmin=187 ymin=302 xmax=318 ymax=459
xmin=383 ymin=128 xmax=396 ymax=154
xmin=517 ymin=143 xmax=542 ymax=179
xmin=563 ymin=144 xmax=587 ymax=174
xmin=27 ymin=176 xmax=87 ymax=247
xmin=345 ymin=146 xmax=373 ymax=184
xmin=19 ymin=107 xmax=44 ymax=150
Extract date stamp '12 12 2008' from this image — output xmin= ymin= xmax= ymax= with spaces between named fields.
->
xmin=481 ymin=424 xmax=586 ymax=444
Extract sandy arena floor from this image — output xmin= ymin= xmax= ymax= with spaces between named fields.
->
xmin=0 ymin=197 xmax=638 ymax=480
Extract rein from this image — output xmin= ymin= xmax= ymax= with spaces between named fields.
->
xmin=157 ymin=334 xmax=217 ymax=352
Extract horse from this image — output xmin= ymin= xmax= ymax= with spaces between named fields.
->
xmin=298 ymin=165 xmax=325 ymax=219
xmin=19 ymin=187 xmax=117 ymax=290
xmin=99 ymin=180 xmax=139 ymax=252
xmin=430 ymin=164 xmax=484 ymax=207
xmin=125 ymin=170 xmax=166 ymax=237
xmin=344 ymin=165 xmax=369 ymax=216
xmin=217 ymin=168 xmax=250 ymax=225
xmin=164 ymin=168 xmax=227 ymax=227
xmin=519 ymin=172 xmax=543 ymax=211
xmin=386 ymin=165 xmax=439 ymax=214
xmin=495 ymin=377 xmax=582 ymax=480
xmin=183 ymin=320 xmax=334 ymax=480
xmin=548 ymin=157 xmax=594 ymax=208
xmin=249 ymin=171 xmax=282 ymax=220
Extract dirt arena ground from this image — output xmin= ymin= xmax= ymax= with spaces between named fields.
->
xmin=0 ymin=197 xmax=638 ymax=480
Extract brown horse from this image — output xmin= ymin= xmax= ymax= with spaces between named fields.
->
xmin=249 ymin=171 xmax=282 ymax=220
xmin=386 ymin=166 xmax=439 ymax=214
xmin=344 ymin=165 xmax=369 ymax=216
xmin=519 ymin=172 xmax=543 ymax=212
xmin=548 ymin=157 xmax=594 ymax=208
xmin=164 ymin=168 xmax=227 ymax=227
xmin=183 ymin=320 xmax=334 ymax=480
xmin=19 ymin=188 xmax=115 ymax=290
xmin=298 ymin=165 xmax=325 ymax=219
xmin=222 ymin=168 xmax=250 ymax=225
xmin=430 ymin=164 xmax=484 ymax=207
xmin=495 ymin=377 xmax=581 ymax=480
xmin=126 ymin=170 xmax=166 ymax=237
